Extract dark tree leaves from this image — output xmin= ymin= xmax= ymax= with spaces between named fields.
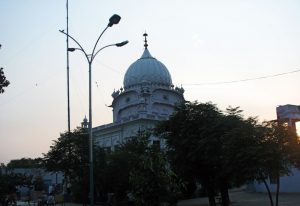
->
xmin=0 ymin=67 xmax=10 ymax=94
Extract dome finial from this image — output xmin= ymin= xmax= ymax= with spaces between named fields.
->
xmin=143 ymin=32 xmax=148 ymax=49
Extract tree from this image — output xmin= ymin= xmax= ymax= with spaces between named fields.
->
xmin=212 ymin=107 xmax=265 ymax=205
xmin=102 ymin=131 xmax=181 ymax=206
xmin=0 ymin=172 xmax=32 ymax=206
xmin=43 ymin=128 xmax=90 ymax=203
xmin=127 ymin=132 xmax=180 ymax=206
xmin=156 ymin=101 xmax=300 ymax=206
xmin=0 ymin=67 xmax=10 ymax=94
xmin=93 ymin=147 xmax=108 ymax=203
xmin=7 ymin=158 xmax=42 ymax=169
xmin=156 ymin=102 xmax=267 ymax=206
xmin=43 ymin=129 xmax=88 ymax=175
xmin=156 ymin=102 xmax=225 ymax=206
xmin=254 ymin=120 xmax=300 ymax=206
xmin=99 ymin=132 xmax=149 ymax=204
xmin=103 ymin=147 xmax=131 ymax=203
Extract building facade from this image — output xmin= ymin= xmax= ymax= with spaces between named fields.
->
xmin=276 ymin=104 xmax=300 ymax=133
xmin=93 ymin=33 xmax=184 ymax=150
xmin=3 ymin=168 xmax=64 ymax=196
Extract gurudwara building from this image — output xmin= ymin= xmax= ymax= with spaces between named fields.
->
xmin=93 ymin=33 xmax=185 ymax=150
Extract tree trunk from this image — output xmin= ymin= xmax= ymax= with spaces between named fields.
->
xmin=275 ymin=173 xmax=280 ymax=206
xmin=203 ymin=178 xmax=216 ymax=206
xmin=207 ymin=184 xmax=216 ymax=206
xmin=219 ymin=179 xmax=230 ymax=206
xmin=262 ymin=178 xmax=274 ymax=206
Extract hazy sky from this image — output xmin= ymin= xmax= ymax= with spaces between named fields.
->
xmin=1 ymin=0 xmax=299 ymax=164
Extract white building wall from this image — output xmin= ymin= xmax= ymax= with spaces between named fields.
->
xmin=94 ymin=45 xmax=184 ymax=152
xmin=253 ymin=168 xmax=300 ymax=193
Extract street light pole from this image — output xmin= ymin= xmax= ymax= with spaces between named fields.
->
xmin=59 ymin=15 xmax=128 ymax=206
xmin=88 ymin=60 xmax=93 ymax=205
xmin=66 ymin=0 xmax=70 ymax=134
xmin=65 ymin=1 xmax=71 ymax=200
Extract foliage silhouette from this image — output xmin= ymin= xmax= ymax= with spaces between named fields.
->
xmin=0 ymin=67 xmax=10 ymax=94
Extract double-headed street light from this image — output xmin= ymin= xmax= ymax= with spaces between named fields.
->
xmin=59 ymin=14 xmax=128 ymax=206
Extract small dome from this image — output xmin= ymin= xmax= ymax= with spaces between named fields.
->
xmin=124 ymin=48 xmax=172 ymax=88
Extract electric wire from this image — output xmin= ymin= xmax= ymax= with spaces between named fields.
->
xmin=180 ymin=69 xmax=300 ymax=86
xmin=1 ymin=63 xmax=298 ymax=108
xmin=94 ymin=58 xmax=300 ymax=87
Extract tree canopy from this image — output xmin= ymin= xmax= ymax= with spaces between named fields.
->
xmin=41 ymin=102 xmax=300 ymax=206
xmin=7 ymin=158 xmax=42 ymax=169
xmin=156 ymin=101 xmax=300 ymax=206
xmin=0 ymin=172 xmax=32 ymax=206
xmin=42 ymin=128 xmax=90 ymax=203
xmin=43 ymin=128 xmax=88 ymax=176
xmin=0 ymin=67 xmax=10 ymax=94
xmin=101 ymin=131 xmax=180 ymax=206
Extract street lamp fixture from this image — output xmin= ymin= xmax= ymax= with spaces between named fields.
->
xmin=60 ymin=14 xmax=128 ymax=206
xmin=67 ymin=48 xmax=76 ymax=52
xmin=116 ymin=40 xmax=129 ymax=47
xmin=108 ymin=14 xmax=121 ymax=27
xmin=68 ymin=40 xmax=128 ymax=54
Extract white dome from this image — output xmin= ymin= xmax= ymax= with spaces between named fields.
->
xmin=123 ymin=48 xmax=172 ymax=89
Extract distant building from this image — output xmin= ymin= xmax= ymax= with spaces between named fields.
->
xmin=253 ymin=168 xmax=300 ymax=193
xmin=276 ymin=104 xmax=300 ymax=133
xmin=4 ymin=168 xmax=63 ymax=196
xmin=92 ymin=33 xmax=185 ymax=150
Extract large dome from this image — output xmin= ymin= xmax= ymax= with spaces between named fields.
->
xmin=123 ymin=48 xmax=172 ymax=89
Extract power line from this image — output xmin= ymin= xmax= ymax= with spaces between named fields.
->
xmin=94 ymin=60 xmax=300 ymax=87
xmin=181 ymin=69 xmax=300 ymax=86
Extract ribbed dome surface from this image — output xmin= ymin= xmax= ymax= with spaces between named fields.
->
xmin=123 ymin=49 xmax=172 ymax=88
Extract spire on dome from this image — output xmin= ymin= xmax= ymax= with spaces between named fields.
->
xmin=143 ymin=32 xmax=148 ymax=49
xmin=81 ymin=115 xmax=89 ymax=129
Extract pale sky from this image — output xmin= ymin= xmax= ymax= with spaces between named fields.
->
xmin=1 ymin=0 xmax=300 ymax=164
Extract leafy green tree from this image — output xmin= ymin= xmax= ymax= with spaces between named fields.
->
xmin=43 ymin=127 xmax=109 ymax=203
xmin=157 ymin=101 xmax=300 ymax=206
xmin=0 ymin=172 xmax=32 ymax=206
xmin=0 ymin=67 xmax=10 ymax=94
xmin=103 ymin=131 xmax=181 ymax=206
xmin=156 ymin=102 xmax=266 ymax=206
xmin=43 ymin=128 xmax=89 ymax=203
xmin=129 ymin=149 xmax=180 ymax=206
xmin=255 ymin=120 xmax=300 ymax=206
xmin=103 ymin=148 xmax=131 ymax=202
xmin=156 ymin=102 xmax=223 ymax=206
xmin=213 ymin=107 xmax=265 ymax=205
xmin=43 ymin=129 xmax=88 ymax=175
xmin=128 ymin=132 xmax=180 ymax=206
xmin=103 ymin=131 xmax=155 ymax=203
xmin=93 ymin=147 xmax=108 ymax=203
xmin=7 ymin=158 xmax=42 ymax=169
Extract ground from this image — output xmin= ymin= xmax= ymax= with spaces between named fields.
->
xmin=15 ymin=191 xmax=300 ymax=206
xmin=177 ymin=190 xmax=300 ymax=206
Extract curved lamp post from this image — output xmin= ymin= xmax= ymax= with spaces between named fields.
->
xmin=59 ymin=14 xmax=128 ymax=206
